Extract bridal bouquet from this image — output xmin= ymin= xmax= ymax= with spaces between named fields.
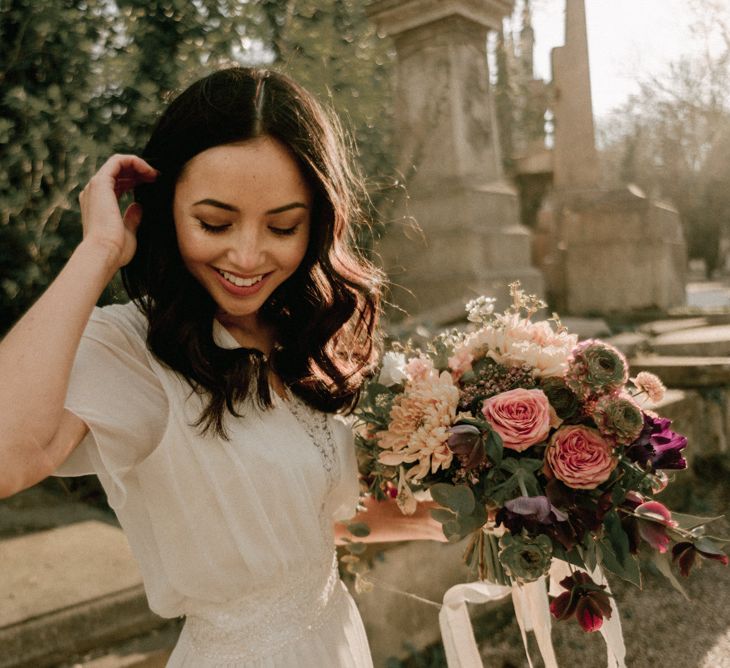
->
xmin=354 ymin=283 xmax=728 ymax=633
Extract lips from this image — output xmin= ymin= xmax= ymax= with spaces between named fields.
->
xmin=212 ymin=267 xmax=272 ymax=296
xmin=216 ymin=268 xmax=264 ymax=287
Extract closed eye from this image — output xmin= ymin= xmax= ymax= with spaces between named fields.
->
xmin=196 ymin=219 xmax=229 ymax=234
xmin=269 ymin=225 xmax=298 ymax=237
xmin=269 ymin=225 xmax=299 ymax=236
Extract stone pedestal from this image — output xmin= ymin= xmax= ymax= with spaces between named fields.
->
xmin=368 ymin=0 xmax=543 ymax=322
xmin=555 ymin=188 xmax=687 ymax=314
xmin=535 ymin=0 xmax=687 ymax=315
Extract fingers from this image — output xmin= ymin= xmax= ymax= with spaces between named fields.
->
xmin=81 ymin=154 xmax=160 ymax=203
xmin=98 ymin=154 xmax=159 ymax=181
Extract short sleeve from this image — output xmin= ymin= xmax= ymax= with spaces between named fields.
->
xmin=329 ymin=414 xmax=361 ymax=522
xmin=54 ymin=302 xmax=168 ymax=510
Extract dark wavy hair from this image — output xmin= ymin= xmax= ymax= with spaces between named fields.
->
xmin=123 ymin=67 xmax=383 ymax=438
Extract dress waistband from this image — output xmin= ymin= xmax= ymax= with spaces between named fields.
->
xmin=182 ymin=553 xmax=342 ymax=663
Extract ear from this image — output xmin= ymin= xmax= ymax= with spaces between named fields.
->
xmin=123 ymin=202 xmax=143 ymax=231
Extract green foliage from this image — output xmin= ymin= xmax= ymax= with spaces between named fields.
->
xmin=599 ymin=510 xmax=642 ymax=587
xmin=1 ymin=0 xmax=110 ymax=330
xmin=430 ymin=483 xmax=487 ymax=542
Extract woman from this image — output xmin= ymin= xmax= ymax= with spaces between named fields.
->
xmin=0 ymin=68 xmax=444 ymax=666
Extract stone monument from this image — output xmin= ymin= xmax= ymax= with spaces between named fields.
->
xmin=368 ymin=0 xmax=543 ymax=324
xmin=550 ymin=0 xmax=599 ymax=191
xmin=538 ymin=0 xmax=687 ymax=314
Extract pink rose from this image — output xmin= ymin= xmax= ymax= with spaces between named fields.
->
xmin=546 ymin=426 xmax=617 ymax=489
xmin=482 ymin=388 xmax=558 ymax=452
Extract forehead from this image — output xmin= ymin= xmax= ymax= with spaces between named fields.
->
xmin=175 ymin=137 xmax=312 ymax=207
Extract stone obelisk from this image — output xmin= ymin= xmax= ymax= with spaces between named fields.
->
xmin=541 ymin=0 xmax=686 ymax=314
xmin=550 ymin=0 xmax=600 ymax=190
xmin=368 ymin=0 xmax=543 ymax=324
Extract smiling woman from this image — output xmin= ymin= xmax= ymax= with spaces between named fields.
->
xmin=0 ymin=68 xmax=445 ymax=668
xmin=125 ymin=68 xmax=384 ymax=436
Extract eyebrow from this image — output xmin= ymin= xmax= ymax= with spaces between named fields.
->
xmin=192 ymin=198 xmax=308 ymax=215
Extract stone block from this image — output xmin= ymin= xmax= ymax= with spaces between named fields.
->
xmin=560 ymin=316 xmax=611 ymax=339
xmin=557 ymin=189 xmax=686 ymax=315
xmin=604 ymin=331 xmax=650 ymax=357
xmin=650 ymin=324 xmax=730 ymax=357
xmin=349 ymin=539 xmax=476 ymax=665
xmin=638 ymin=317 xmax=709 ymax=336
xmin=0 ymin=521 xmax=166 ymax=668
xmin=629 ymin=355 xmax=730 ymax=388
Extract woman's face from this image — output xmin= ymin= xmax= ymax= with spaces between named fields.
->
xmin=173 ymin=137 xmax=312 ymax=331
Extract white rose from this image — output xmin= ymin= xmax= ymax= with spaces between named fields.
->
xmin=378 ymin=351 xmax=408 ymax=386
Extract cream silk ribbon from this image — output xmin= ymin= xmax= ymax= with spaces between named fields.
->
xmin=438 ymin=561 xmax=627 ymax=668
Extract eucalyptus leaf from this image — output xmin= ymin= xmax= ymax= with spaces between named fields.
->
xmin=346 ymin=522 xmax=371 ymax=538
xmin=430 ymin=483 xmax=475 ymax=516
xmin=430 ymin=508 xmax=456 ymax=524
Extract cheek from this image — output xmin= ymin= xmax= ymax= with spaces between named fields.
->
xmin=283 ymin=231 xmax=310 ymax=270
xmin=175 ymin=228 xmax=210 ymax=269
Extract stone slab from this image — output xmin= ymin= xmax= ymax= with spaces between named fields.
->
xmin=560 ymin=316 xmax=611 ymax=339
xmin=0 ymin=521 xmax=166 ymax=668
xmin=0 ymin=520 xmax=141 ymax=628
xmin=68 ymin=623 xmax=180 ymax=668
xmin=629 ymin=356 xmax=730 ymax=388
xmin=638 ymin=317 xmax=709 ymax=336
xmin=650 ymin=324 xmax=730 ymax=357
xmin=604 ymin=332 xmax=650 ymax=357
xmin=349 ymin=539 xmax=479 ymax=665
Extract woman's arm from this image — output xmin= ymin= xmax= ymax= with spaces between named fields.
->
xmin=0 ymin=155 xmax=157 ymax=498
xmin=334 ymin=496 xmax=449 ymax=545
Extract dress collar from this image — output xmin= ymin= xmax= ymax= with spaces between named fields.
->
xmin=212 ymin=319 xmax=243 ymax=350
xmin=212 ymin=319 xmax=273 ymax=361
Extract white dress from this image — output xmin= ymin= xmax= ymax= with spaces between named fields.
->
xmin=54 ymin=302 xmax=373 ymax=667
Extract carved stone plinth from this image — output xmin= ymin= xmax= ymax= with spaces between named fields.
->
xmin=368 ymin=0 xmax=543 ymax=322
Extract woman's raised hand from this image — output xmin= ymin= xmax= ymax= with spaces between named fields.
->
xmin=78 ymin=154 xmax=158 ymax=269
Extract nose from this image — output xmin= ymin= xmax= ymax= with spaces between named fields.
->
xmin=225 ymin=226 xmax=266 ymax=272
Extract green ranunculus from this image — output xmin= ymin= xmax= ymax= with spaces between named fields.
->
xmin=592 ymin=394 xmax=644 ymax=444
xmin=566 ymin=340 xmax=629 ymax=398
xmin=498 ymin=533 xmax=553 ymax=583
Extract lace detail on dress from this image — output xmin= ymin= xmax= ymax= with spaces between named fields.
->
xmin=285 ymin=395 xmax=338 ymax=493
xmin=184 ymin=553 xmax=343 ymax=663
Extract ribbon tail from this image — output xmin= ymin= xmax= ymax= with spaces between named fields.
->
xmin=511 ymin=578 xmax=559 ymax=668
xmin=592 ymin=566 xmax=627 ymax=668
xmin=439 ymin=581 xmax=512 ymax=667
xmin=509 ymin=584 xmax=535 ymax=668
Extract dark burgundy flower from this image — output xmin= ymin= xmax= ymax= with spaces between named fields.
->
xmin=447 ymin=424 xmax=488 ymax=470
xmin=550 ymin=571 xmax=613 ymax=632
xmin=625 ymin=414 xmax=687 ymax=471
xmin=496 ymin=495 xmax=575 ymax=550
xmin=504 ymin=495 xmax=568 ymax=524
xmin=672 ymin=541 xmax=729 ymax=577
